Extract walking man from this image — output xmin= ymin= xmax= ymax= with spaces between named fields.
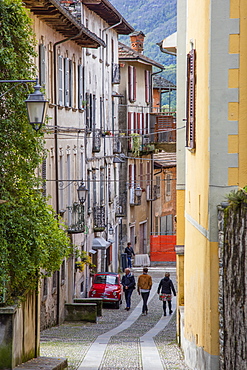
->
xmin=124 ymin=242 xmax=135 ymax=268
xmin=137 ymin=267 xmax=152 ymax=315
xmin=121 ymin=268 xmax=136 ymax=311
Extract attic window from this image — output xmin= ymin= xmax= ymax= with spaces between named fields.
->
xmin=186 ymin=49 xmax=196 ymax=150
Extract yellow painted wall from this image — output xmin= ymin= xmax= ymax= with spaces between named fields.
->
xmin=183 ymin=0 xmax=219 ymax=357
xmin=237 ymin=1 xmax=247 ymax=187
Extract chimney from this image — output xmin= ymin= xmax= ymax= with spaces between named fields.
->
xmin=130 ymin=31 xmax=145 ymax=54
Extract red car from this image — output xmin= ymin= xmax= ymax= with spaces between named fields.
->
xmin=89 ymin=272 xmax=122 ymax=309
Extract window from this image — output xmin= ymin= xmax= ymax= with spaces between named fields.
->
xmin=161 ymin=215 xmax=174 ymax=235
xmin=145 ymin=70 xmax=151 ymax=104
xmin=186 ymin=49 xmax=196 ymax=150
xmin=128 ymin=65 xmax=136 ymax=102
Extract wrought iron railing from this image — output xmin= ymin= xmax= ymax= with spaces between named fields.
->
xmin=93 ymin=205 xmax=105 ymax=231
xmin=92 ymin=129 xmax=101 ymax=152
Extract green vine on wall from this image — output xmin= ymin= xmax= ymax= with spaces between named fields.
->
xmin=0 ymin=0 xmax=71 ymax=305
xmin=130 ymin=133 xmax=141 ymax=156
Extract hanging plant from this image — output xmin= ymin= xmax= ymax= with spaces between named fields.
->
xmin=130 ymin=133 xmax=141 ymax=156
xmin=75 ymin=251 xmax=95 ymax=272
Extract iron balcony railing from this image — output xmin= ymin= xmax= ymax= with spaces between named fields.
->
xmin=93 ymin=205 xmax=105 ymax=231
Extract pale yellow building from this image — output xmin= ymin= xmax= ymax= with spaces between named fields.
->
xmin=176 ymin=0 xmax=247 ymax=369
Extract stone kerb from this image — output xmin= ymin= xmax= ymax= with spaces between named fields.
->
xmin=65 ymin=303 xmax=97 ymax=323
xmin=73 ymin=298 xmax=103 ymax=316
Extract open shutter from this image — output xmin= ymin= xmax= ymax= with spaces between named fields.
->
xmin=78 ymin=64 xmax=84 ymax=110
xmin=133 ymin=66 xmax=136 ymax=101
xmin=64 ymin=58 xmax=70 ymax=107
xmin=128 ymin=66 xmax=133 ymax=101
xmin=58 ymin=55 xmax=63 ymax=107
xmin=186 ymin=49 xmax=196 ymax=150
xmin=145 ymin=70 xmax=150 ymax=104
xmin=39 ymin=44 xmax=46 ymax=88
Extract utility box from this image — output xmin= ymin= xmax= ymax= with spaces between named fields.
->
xmin=121 ymin=253 xmax=127 ymax=271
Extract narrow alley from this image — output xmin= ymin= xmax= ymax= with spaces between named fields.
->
xmin=40 ymin=267 xmax=189 ymax=370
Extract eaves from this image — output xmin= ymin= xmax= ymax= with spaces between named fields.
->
xmin=24 ymin=0 xmax=105 ymax=48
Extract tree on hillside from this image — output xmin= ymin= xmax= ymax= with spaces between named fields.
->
xmin=0 ymin=0 xmax=71 ymax=305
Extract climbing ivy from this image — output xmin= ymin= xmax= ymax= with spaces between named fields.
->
xmin=0 ymin=0 xmax=71 ymax=305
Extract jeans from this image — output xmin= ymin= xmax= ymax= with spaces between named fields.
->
xmin=127 ymin=255 xmax=132 ymax=268
xmin=124 ymin=288 xmax=133 ymax=308
xmin=141 ymin=292 xmax=150 ymax=313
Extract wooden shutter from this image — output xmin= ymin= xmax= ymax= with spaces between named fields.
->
xmin=64 ymin=58 xmax=70 ymax=107
xmin=186 ymin=49 xmax=196 ymax=150
xmin=129 ymin=164 xmax=132 ymax=188
xmin=128 ymin=112 xmax=132 ymax=150
xmin=58 ymin=55 xmax=63 ymax=106
xmin=128 ymin=66 xmax=133 ymax=101
xmin=39 ymin=44 xmax=46 ymax=88
xmin=78 ymin=64 xmax=83 ymax=110
xmin=133 ymin=66 xmax=136 ymax=101
xmin=145 ymin=70 xmax=150 ymax=103
xmin=137 ymin=113 xmax=141 ymax=134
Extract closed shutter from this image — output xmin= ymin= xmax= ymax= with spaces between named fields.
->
xmin=129 ymin=164 xmax=132 ymax=188
xmin=128 ymin=112 xmax=132 ymax=150
xmin=186 ymin=49 xmax=196 ymax=150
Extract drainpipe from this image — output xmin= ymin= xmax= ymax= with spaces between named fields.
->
xmin=53 ymin=30 xmax=83 ymax=326
xmin=157 ymin=41 xmax=177 ymax=57
xmin=101 ymin=19 xmax=123 ymax=270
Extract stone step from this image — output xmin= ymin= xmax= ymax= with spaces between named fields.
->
xmin=14 ymin=357 xmax=67 ymax=370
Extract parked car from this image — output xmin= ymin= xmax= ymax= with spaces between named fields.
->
xmin=89 ymin=272 xmax=122 ymax=308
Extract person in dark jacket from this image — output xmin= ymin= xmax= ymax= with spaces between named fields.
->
xmin=121 ymin=268 xmax=136 ymax=310
xmin=124 ymin=242 xmax=135 ymax=268
xmin=157 ymin=272 xmax=176 ymax=316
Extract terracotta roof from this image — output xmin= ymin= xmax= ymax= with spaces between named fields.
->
xmin=153 ymin=75 xmax=176 ymax=91
xmin=24 ymin=0 xmax=105 ymax=48
xmin=82 ymin=0 xmax=134 ymax=35
xmin=119 ymin=42 xmax=164 ymax=69
xmin=153 ymin=151 xmax=176 ymax=168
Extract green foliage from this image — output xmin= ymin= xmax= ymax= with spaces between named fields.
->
xmin=0 ymin=0 xmax=71 ymax=305
xmin=225 ymin=188 xmax=247 ymax=213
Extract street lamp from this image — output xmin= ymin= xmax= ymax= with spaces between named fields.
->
xmin=108 ymin=224 xmax=114 ymax=235
xmin=135 ymin=185 xmax=142 ymax=198
xmin=25 ymin=82 xmax=49 ymax=131
xmin=0 ymin=79 xmax=48 ymax=131
xmin=77 ymin=183 xmax=88 ymax=204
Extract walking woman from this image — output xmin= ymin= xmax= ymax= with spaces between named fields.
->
xmin=157 ymin=272 xmax=176 ymax=316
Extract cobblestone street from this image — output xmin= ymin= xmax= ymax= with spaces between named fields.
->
xmin=40 ymin=267 xmax=189 ymax=370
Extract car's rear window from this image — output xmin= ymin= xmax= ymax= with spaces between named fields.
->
xmin=94 ymin=275 xmax=118 ymax=285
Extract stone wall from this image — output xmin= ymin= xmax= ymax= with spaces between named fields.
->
xmin=218 ymin=202 xmax=247 ymax=369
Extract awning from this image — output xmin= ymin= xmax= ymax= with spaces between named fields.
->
xmin=92 ymin=237 xmax=110 ymax=250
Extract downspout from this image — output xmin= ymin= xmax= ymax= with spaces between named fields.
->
xmin=101 ymin=19 xmax=123 ymax=271
xmin=157 ymin=41 xmax=177 ymax=57
xmin=53 ymin=30 xmax=83 ymax=326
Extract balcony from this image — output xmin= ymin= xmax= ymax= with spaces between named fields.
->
xmin=92 ymin=129 xmax=101 ymax=152
xmin=93 ymin=205 xmax=105 ymax=231
xmin=67 ymin=202 xmax=85 ymax=234
xmin=150 ymin=112 xmax=176 ymax=152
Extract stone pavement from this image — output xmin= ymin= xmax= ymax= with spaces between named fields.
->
xmin=40 ymin=266 xmax=190 ymax=370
